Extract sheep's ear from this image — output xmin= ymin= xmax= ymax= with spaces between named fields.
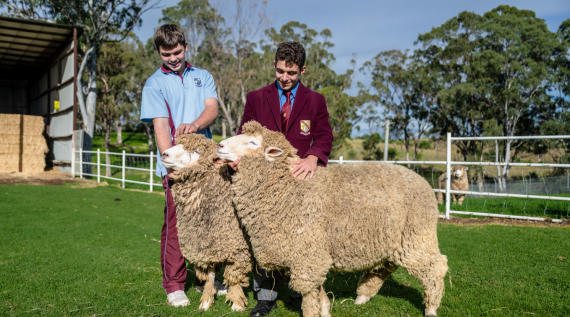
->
xmin=464 ymin=167 xmax=468 ymax=171
xmin=265 ymin=147 xmax=284 ymax=160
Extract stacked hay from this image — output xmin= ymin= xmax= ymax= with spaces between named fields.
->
xmin=0 ymin=114 xmax=48 ymax=174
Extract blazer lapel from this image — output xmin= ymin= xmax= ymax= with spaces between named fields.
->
xmin=287 ymin=82 xmax=309 ymax=132
xmin=266 ymin=83 xmax=282 ymax=129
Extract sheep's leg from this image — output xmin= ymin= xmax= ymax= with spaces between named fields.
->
xmin=198 ymin=266 xmax=217 ymax=312
xmin=451 ymin=194 xmax=457 ymax=204
xmin=402 ymin=253 xmax=448 ymax=316
xmin=300 ymin=287 xmax=321 ymax=317
xmin=436 ymin=191 xmax=443 ymax=205
xmin=223 ymin=261 xmax=251 ymax=312
xmin=457 ymin=195 xmax=465 ymax=206
xmin=318 ymin=285 xmax=331 ymax=317
xmin=355 ymin=263 xmax=398 ymax=305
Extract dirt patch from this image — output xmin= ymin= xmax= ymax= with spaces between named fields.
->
xmin=439 ymin=215 xmax=570 ymax=227
xmin=0 ymin=170 xmax=88 ymax=186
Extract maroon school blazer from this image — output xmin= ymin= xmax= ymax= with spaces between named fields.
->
xmin=237 ymin=82 xmax=333 ymax=166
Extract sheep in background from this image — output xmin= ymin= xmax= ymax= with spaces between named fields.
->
xmin=216 ymin=121 xmax=448 ymax=317
xmin=161 ymin=134 xmax=253 ymax=312
xmin=437 ymin=165 xmax=469 ymax=205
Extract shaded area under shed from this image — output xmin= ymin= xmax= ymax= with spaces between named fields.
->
xmin=0 ymin=16 xmax=83 ymax=173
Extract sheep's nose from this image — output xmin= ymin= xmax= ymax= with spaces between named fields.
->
xmin=218 ymin=144 xmax=224 ymax=148
xmin=162 ymin=152 xmax=169 ymax=157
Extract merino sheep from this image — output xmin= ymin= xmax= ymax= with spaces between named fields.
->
xmin=216 ymin=121 xmax=448 ymax=317
xmin=161 ymin=134 xmax=253 ymax=312
xmin=437 ymin=165 xmax=469 ymax=205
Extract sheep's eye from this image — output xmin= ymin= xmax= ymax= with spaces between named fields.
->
xmin=249 ymin=141 xmax=257 ymax=145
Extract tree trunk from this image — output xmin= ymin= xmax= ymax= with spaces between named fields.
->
xmin=116 ymin=119 xmax=122 ymax=146
xmin=104 ymin=118 xmax=111 ymax=177
xmin=143 ymin=123 xmax=154 ymax=152
xmin=476 ymin=170 xmax=485 ymax=192
xmin=222 ymin=120 xmax=226 ymax=139
xmin=77 ymin=48 xmax=97 ymax=175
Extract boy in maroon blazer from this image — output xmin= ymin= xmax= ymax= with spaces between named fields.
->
xmin=230 ymin=42 xmax=333 ymax=316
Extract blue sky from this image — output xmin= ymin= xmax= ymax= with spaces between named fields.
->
xmin=133 ymin=0 xmax=570 ymax=135
xmin=134 ymin=0 xmax=569 ymax=77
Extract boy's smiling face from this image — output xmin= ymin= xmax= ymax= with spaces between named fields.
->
xmin=158 ymin=43 xmax=187 ymax=73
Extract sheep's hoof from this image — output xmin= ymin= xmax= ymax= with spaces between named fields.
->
xmin=231 ymin=302 xmax=245 ymax=312
xmin=354 ymin=295 xmax=371 ymax=305
xmin=198 ymin=298 xmax=212 ymax=312
xmin=425 ymin=307 xmax=438 ymax=316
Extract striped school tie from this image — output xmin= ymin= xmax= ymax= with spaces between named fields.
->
xmin=281 ymin=91 xmax=292 ymax=133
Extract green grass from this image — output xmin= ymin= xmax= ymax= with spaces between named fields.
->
xmin=437 ymin=195 xmax=570 ymax=219
xmin=1 ymin=184 xmax=569 ymax=316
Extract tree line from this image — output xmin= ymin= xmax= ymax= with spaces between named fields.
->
xmin=1 ymin=1 xmax=569 ymax=187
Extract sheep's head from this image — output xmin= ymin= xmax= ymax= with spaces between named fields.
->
xmin=216 ymin=121 xmax=298 ymax=162
xmin=161 ymin=134 xmax=219 ymax=171
xmin=451 ymin=165 xmax=468 ymax=178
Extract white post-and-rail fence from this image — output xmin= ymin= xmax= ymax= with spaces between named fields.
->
xmin=71 ymin=133 xmax=570 ymax=221
xmin=71 ymin=148 xmax=160 ymax=192
xmin=329 ymin=133 xmax=570 ymax=223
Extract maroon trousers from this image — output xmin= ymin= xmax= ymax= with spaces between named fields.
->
xmin=160 ymin=176 xmax=204 ymax=294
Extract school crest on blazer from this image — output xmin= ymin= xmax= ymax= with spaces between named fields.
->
xmin=300 ymin=120 xmax=311 ymax=135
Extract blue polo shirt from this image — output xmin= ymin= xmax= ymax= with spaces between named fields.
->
xmin=141 ymin=62 xmax=217 ymax=177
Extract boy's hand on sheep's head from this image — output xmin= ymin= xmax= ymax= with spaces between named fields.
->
xmin=167 ymin=168 xmax=179 ymax=182
xmin=223 ymin=157 xmax=241 ymax=172
xmin=291 ymin=155 xmax=318 ymax=180
xmin=175 ymin=123 xmax=199 ymax=137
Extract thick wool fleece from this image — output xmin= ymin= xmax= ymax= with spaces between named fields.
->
xmin=171 ymin=134 xmax=253 ymax=309
xmin=437 ymin=165 xmax=469 ymax=205
xmin=232 ymin=122 xmax=448 ymax=317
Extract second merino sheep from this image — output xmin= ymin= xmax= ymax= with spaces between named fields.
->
xmin=216 ymin=121 xmax=448 ymax=317
xmin=161 ymin=134 xmax=252 ymax=312
xmin=437 ymin=165 xmax=469 ymax=205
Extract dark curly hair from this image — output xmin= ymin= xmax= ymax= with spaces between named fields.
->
xmin=275 ymin=42 xmax=306 ymax=69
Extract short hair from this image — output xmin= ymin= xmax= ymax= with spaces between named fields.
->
xmin=154 ymin=24 xmax=186 ymax=51
xmin=275 ymin=42 xmax=306 ymax=69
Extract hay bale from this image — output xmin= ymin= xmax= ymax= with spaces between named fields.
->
xmin=0 ymin=114 xmax=48 ymax=174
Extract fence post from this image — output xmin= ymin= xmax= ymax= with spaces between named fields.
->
xmin=79 ymin=148 xmax=83 ymax=179
xmin=149 ymin=151 xmax=153 ymax=192
xmin=339 ymin=156 xmax=343 ymax=164
xmin=97 ymin=148 xmax=100 ymax=183
xmin=445 ymin=132 xmax=451 ymax=219
xmin=122 ymin=150 xmax=126 ymax=188
xmin=71 ymin=148 xmax=75 ymax=177
xmin=384 ymin=120 xmax=390 ymax=161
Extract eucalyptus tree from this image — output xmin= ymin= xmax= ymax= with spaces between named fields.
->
xmin=96 ymin=40 xmax=136 ymax=176
xmin=361 ymin=49 xmax=435 ymax=164
xmin=415 ymin=10 xmax=486 ymax=162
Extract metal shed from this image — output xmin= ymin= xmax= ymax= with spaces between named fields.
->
xmin=0 ymin=16 xmax=82 ymax=173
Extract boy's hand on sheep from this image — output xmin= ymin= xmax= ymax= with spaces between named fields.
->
xmin=291 ymin=155 xmax=318 ymax=180
xmin=167 ymin=168 xmax=179 ymax=182
xmin=224 ymin=157 xmax=241 ymax=172
xmin=175 ymin=123 xmax=200 ymax=137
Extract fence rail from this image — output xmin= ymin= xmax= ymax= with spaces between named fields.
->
xmin=73 ymin=148 xmax=159 ymax=192
xmin=72 ymin=134 xmax=570 ymax=220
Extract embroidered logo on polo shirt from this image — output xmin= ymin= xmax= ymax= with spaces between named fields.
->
xmin=194 ymin=78 xmax=203 ymax=87
xmin=300 ymin=120 xmax=311 ymax=135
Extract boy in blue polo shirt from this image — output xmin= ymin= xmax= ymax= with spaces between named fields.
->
xmin=140 ymin=24 xmax=221 ymax=307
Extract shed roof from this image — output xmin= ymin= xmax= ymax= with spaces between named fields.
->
xmin=0 ymin=16 xmax=82 ymax=80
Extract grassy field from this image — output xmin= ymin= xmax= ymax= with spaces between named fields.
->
xmin=1 ymin=184 xmax=569 ymax=316
xmin=436 ymin=195 xmax=570 ymax=219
